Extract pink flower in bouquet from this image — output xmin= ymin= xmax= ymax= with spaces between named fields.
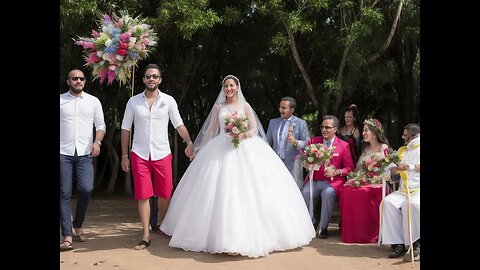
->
xmin=224 ymin=111 xmax=249 ymax=148
xmin=74 ymin=12 xmax=158 ymax=86
xmin=344 ymin=148 xmax=401 ymax=187
xmin=296 ymin=143 xmax=335 ymax=169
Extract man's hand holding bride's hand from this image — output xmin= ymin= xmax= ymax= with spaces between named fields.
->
xmin=185 ymin=142 xmax=194 ymax=159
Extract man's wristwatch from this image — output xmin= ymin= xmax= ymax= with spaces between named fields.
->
xmin=94 ymin=140 xmax=102 ymax=146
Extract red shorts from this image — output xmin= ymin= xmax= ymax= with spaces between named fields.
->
xmin=130 ymin=152 xmax=173 ymax=200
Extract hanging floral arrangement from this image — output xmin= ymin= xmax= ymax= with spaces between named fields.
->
xmin=74 ymin=12 xmax=158 ymax=85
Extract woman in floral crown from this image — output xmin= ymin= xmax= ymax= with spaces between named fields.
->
xmin=340 ymin=118 xmax=394 ymax=243
xmin=160 ymin=75 xmax=315 ymax=258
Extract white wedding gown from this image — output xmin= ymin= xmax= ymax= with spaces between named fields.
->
xmin=160 ymin=103 xmax=315 ymax=258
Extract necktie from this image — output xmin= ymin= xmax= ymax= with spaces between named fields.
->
xmin=278 ymin=120 xmax=287 ymax=159
xmin=325 ymin=140 xmax=331 ymax=148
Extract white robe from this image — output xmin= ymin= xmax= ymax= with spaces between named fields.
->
xmin=381 ymin=136 xmax=420 ymax=246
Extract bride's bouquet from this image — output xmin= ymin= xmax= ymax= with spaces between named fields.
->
xmin=224 ymin=111 xmax=249 ymax=148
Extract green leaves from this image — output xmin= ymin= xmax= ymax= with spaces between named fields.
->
xmin=271 ymin=32 xmax=288 ymax=55
xmin=160 ymin=0 xmax=221 ymax=40
xmin=323 ymin=79 xmax=342 ymax=94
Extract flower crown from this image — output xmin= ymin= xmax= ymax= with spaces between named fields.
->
xmin=364 ymin=118 xmax=384 ymax=133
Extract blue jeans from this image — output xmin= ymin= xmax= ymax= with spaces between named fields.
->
xmin=60 ymin=153 xmax=94 ymax=237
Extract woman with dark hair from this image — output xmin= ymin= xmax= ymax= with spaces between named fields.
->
xmin=339 ymin=104 xmax=362 ymax=164
xmin=160 ymin=75 xmax=315 ymax=258
xmin=340 ymin=118 xmax=394 ymax=243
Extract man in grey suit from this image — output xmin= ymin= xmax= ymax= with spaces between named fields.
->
xmin=266 ymin=96 xmax=309 ymax=186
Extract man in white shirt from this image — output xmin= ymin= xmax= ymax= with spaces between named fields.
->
xmin=120 ymin=64 xmax=194 ymax=250
xmin=60 ymin=69 xmax=106 ymax=251
xmin=383 ymin=123 xmax=420 ymax=261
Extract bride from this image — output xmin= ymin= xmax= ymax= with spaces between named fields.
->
xmin=160 ymin=75 xmax=315 ymax=258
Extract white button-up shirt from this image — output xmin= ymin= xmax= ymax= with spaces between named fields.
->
xmin=60 ymin=91 xmax=106 ymax=156
xmin=121 ymin=90 xmax=184 ymax=161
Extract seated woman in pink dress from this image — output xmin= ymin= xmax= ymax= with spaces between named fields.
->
xmin=340 ymin=118 xmax=394 ymax=243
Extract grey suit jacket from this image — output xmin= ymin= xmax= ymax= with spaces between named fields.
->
xmin=266 ymin=115 xmax=309 ymax=173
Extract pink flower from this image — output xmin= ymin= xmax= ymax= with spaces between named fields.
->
xmin=119 ymin=32 xmax=131 ymax=42
xmin=91 ymin=30 xmax=100 ymax=38
xmin=107 ymin=69 xmax=116 ymax=85
xmin=99 ymin=69 xmax=107 ymax=83
xmin=86 ymin=52 xmax=100 ymax=63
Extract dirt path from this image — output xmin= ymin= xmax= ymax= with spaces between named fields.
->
xmin=60 ymin=198 xmax=419 ymax=270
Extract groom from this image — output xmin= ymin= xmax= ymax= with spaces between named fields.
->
xmin=266 ymin=96 xmax=309 ymax=181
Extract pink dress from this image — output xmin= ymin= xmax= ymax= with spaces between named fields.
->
xmin=340 ymin=145 xmax=389 ymax=243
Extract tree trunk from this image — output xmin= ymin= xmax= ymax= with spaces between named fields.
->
xmin=393 ymin=38 xmax=418 ymax=127
xmin=334 ymin=45 xmax=351 ymax=113
xmin=369 ymin=0 xmax=404 ymax=62
xmin=283 ymin=22 xmax=319 ymax=111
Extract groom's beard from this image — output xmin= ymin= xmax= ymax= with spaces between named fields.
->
xmin=146 ymin=85 xmax=157 ymax=92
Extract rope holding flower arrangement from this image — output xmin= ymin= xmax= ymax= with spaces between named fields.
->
xmin=74 ymin=12 xmax=158 ymax=86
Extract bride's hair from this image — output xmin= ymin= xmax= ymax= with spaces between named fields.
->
xmin=222 ymin=75 xmax=239 ymax=86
